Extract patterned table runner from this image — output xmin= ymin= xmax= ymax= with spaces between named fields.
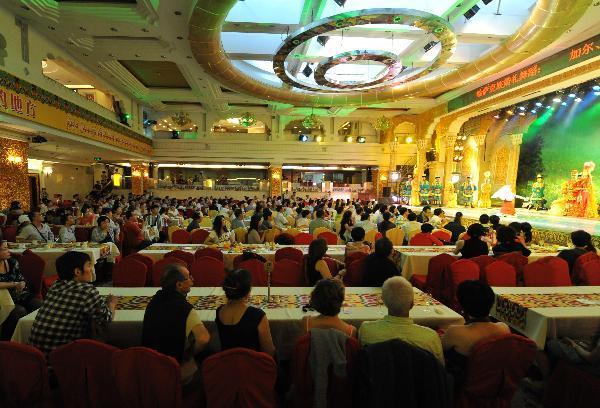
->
xmin=495 ymin=293 xmax=600 ymax=329
xmin=111 ymin=292 xmax=440 ymax=311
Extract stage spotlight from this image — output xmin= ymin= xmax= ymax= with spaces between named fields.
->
xmin=535 ymin=102 xmax=543 ymax=107
xmin=561 ymin=101 xmax=567 ymax=106
xmin=493 ymin=113 xmax=500 ymax=119
xmin=302 ymin=64 xmax=313 ymax=77
xmin=463 ymin=5 xmax=480 ymax=19
xmin=314 ymin=135 xmax=323 ymax=142
xmin=552 ymin=96 xmax=562 ymax=103
xmin=592 ymin=85 xmax=600 ymax=91
xmin=568 ymin=92 xmax=576 ymax=98
xmin=334 ymin=0 xmax=346 ymax=6
xmin=546 ymin=105 xmax=552 ymax=109
xmin=482 ymin=0 xmax=493 ymax=4
xmin=506 ymin=109 xmax=514 ymax=115
xmin=595 ymin=91 xmax=600 ymax=96
xmin=316 ymin=36 xmax=329 ymax=47
xmin=423 ymin=41 xmax=439 ymax=52
xmin=299 ymin=134 xmax=309 ymax=142
xmin=405 ymin=136 xmax=413 ymax=143
xmin=345 ymin=135 xmax=353 ymax=143
xmin=518 ymin=106 xmax=525 ymax=111
xmin=357 ymin=136 xmax=366 ymax=143
xmin=531 ymin=109 xmax=537 ymax=114
xmin=518 ymin=112 xmax=525 ymax=116
xmin=574 ymin=96 xmax=583 ymax=102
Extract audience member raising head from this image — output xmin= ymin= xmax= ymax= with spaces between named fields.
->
xmin=558 ymin=230 xmax=598 ymax=273
xmin=302 ymin=278 xmax=355 ymax=337
xmin=444 ymin=211 xmax=466 ymax=243
xmin=345 ymin=226 xmax=371 ymax=256
xmin=363 ymin=237 xmax=400 ymax=287
xmin=492 ymin=226 xmax=531 ymax=257
xmin=454 ymin=223 xmax=490 ymax=259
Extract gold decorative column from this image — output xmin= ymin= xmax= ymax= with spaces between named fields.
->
xmin=131 ymin=163 xmax=148 ymax=196
xmin=0 ymin=137 xmax=30 ymax=210
xmin=442 ymin=133 xmax=458 ymax=205
xmin=268 ymin=165 xmax=282 ymax=197
xmin=411 ymin=139 xmax=428 ymax=205
xmin=472 ymin=133 xmax=486 ymax=196
xmin=507 ymin=134 xmax=523 ymax=191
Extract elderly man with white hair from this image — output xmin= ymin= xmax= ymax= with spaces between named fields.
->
xmin=358 ymin=276 xmax=444 ymax=364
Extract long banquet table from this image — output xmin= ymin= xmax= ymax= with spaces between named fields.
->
xmin=398 ymin=245 xmax=564 ymax=279
xmin=8 ymin=242 xmax=120 ymax=277
xmin=12 ymin=286 xmax=464 ymax=359
xmin=0 ymin=289 xmax=15 ymax=326
xmin=491 ymin=286 xmax=600 ymax=348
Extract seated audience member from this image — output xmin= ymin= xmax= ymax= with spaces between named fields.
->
xmin=416 ymin=206 xmax=432 ymax=223
xmin=429 ymin=208 xmax=445 ymax=229
xmin=402 ymin=212 xmax=422 ymax=242
xmin=91 ymin=215 xmax=115 ymax=243
xmin=78 ymin=205 xmax=96 ymax=226
xmin=355 ymin=211 xmax=377 ymax=233
xmin=301 ymin=278 xmax=356 ymax=337
xmin=521 ymin=222 xmax=533 ymax=245
xmin=0 ymin=241 xmax=42 ymax=339
xmin=363 ymin=238 xmax=400 ymax=287
xmin=123 ymin=210 xmax=152 ymax=251
xmin=395 ymin=207 xmax=410 ymax=227
xmin=508 ymin=222 xmax=526 ymax=245
xmin=492 ymin=226 xmax=531 ymax=257
xmin=305 ymin=239 xmax=345 ymax=286
xmin=339 ymin=210 xmax=354 ymax=242
xmin=478 ymin=214 xmax=490 ymax=227
xmin=378 ymin=212 xmax=396 ymax=236
xmin=17 ymin=211 xmax=54 ymax=242
xmin=58 ymin=214 xmax=77 ymax=243
xmin=274 ymin=233 xmax=295 ymax=245
xmin=489 ymin=215 xmax=501 ymax=231
xmin=454 ymin=223 xmax=490 ymax=259
xmin=345 ymin=227 xmax=371 ymax=256
xmin=205 ymin=215 xmax=234 ymax=245
xmin=216 ymin=269 xmax=275 ymax=356
xmin=6 ymin=200 xmax=24 ymax=226
xmin=142 ymin=264 xmax=210 ymax=387
xmin=359 ymin=276 xmax=444 ymax=364
xmin=259 ymin=209 xmax=276 ymax=232
xmin=274 ymin=205 xmax=289 ymax=229
xmin=28 ymin=251 xmax=116 ymax=356
xmin=186 ymin=212 xmax=202 ymax=232
xmin=296 ymin=209 xmax=311 ymax=229
xmin=444 ymin=212 xmax=466 ymax=243
xmin=558 ymin=230 xmax=598 ymax=274
xmin=101 ymin=208 xmax=120 ymax=238
xmin=308 ymin=209 xmax=330 ymax=235
xmin=411 ymin=223 xmax=444 ymax=246
xmin=442 ymin=280 xmax=510 ymax=382
xmin=246 ymin=214 xmax=265 ymax=244
xmin=230 ymin=208 xmax=245 ymax=230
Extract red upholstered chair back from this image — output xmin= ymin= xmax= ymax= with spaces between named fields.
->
xmin=523 ymin=257 xmax=571 ymax=287
xmin=409 ymin=234 xmax=433 ymax=246
xmin=2 ymin=225 xmax=17 ymax=242
xmin=318 ymin=231 xmax=338 ymax=245
xmin=112 ymin=258 xmax=147 ymax=287
xmin=127 ymin=253 xmax=154 ymax=286
xmin=470 ymin=255 xmax=496 ymax=276
xmin=345 ymin=257 xmax=368 ymax=287
xmin=581 ymin=259 xmax=600 ymax=285
xmin=459 ymin=334 xmax=536 ymax=406
xmin=425 ymin=253 xmax=456 ymax=301
xmin=294 ymin=232 xmax=314 ymax=245
xmin=194 ymin=247 xmax=224 ymax=262
xmin=75 ymin=227 xmax=92 ymax=242
xmin=21 ymin=249 xmax=46 ymax=299
xmin=483 ymin=261 xmax=516 ymax=287
xmin=542 ymin=359 xmax=600 ymax=408
xmin=112 ymin=347 xmax=182 ymax=408
xmin=165 ymin=250 xmax=195 ymax=268
xmin=498 ymin=252 xmax=528 ymax=282
xmin=324 ymin=257 xmax=339 ymax=276
xmin=572 ymin=251 xmax=600 ymax=285
xmin=432 ymin=230 xmax=451 ymax=243
xmin=238 ymin=258 xmax=267 ymax=286
xmin=49 ymin=339 xmax=119 ymax=408
xmin=171 ymin=229 xmax=191 ymax=244
xmin=345 ymin=251 xmax=368 ymax=266
xmin=0 ymin=341 xmax=49 ymax=407
xmin=190 ymin=256 xmax=225 ymax=287
xmin=151 ymin=257 xmax=187 ymax=286
xmin=291 ymin=332 xmax=359 ymax=408
xmin=272 ymin=259 xmax=305 ymax=287
xmin=275 ymin=247 xmax=304 ymax=264
xmin=190 ymin=228 xmax=210 ymax=244
xmin=202 ymin=348 xmax=277 ymax=408
xmin=447 ymin=259 xmax=480 ymax=310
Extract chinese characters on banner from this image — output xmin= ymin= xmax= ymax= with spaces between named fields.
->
xmin=0 ymin=89 xmax=37 ymax=118
xmin=568 ymin=41 xmax=598 ymax=62
xmin=476 ymin=64 xmax=541 ymax=99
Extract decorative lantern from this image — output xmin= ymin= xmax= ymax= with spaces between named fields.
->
xmin=301 ymin=114 xmax=321 ymax=130
xmin=239 ymin=112 xmax=257 ymax=127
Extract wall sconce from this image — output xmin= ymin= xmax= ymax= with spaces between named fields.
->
xmin=132 ymin=170 xmax=142 ymax=177
xmin=390 ymin=172 xmax=399 ymax=181
xmin=451 ymin=173 xmax=460 ymax=184
xmin=112 ymin=173 xmax=122 ymax=187
xmin=7 ymin=154 xmax=23 ymax=164
xmin=42 ymin=166 xmax=54 ymax=176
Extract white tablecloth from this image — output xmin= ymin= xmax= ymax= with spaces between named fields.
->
xmin=10 ymin=243 xmax=120 ymax=277
xmin=0 ymin=289 xmax=15 ymax=326
xmin=139 ymin=244 xmax=347 ymax=269
xmin=398 ymin=246 xmax=560 ymax=279
xmin=491 ymin=286 xmax=600 ymax=348
xmin=12 ymin=286 xmax=464 ymax=359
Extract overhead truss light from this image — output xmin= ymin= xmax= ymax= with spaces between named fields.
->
xmin=316 ymin=36 xmax=329 ymax=47
xmin=463 ymin=5 xmax=480 ymax=20
xmin=423 ymin=41 xmax=439 ymax=52
xmin=334 ymin=0 xmax=347 ymax=7
xmin=302 ymin=64 xmax=313 ymax=77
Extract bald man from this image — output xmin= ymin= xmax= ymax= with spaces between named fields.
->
xmin=358 ymin=276 xmax=444 ymax=364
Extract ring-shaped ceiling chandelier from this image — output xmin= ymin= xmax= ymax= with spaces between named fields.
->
xmin=313 ymin=50 xmax=405 ymax=90
xmin=272 ymin=9 xmax=456 ymax=92
xmin=189 ymin=0 xmax=590 ymax=107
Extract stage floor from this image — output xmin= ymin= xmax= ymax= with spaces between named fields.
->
xmin=407 ymin=206 xmax=600 ymax=237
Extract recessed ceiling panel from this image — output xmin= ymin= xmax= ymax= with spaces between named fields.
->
xmin=225 ymin=0 xmax=305 ymax=24
xmin=321 ymin=0 xmax=457 ymax=18
xmin=222 ymin=32 xmax=284 ymax=55
xmin=119 ymin=61 xmax=190 ymax=89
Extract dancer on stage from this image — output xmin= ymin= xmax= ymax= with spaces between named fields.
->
xmin=419 ymin=175 xmax=430 ymax=205
xmin=402 ymin=175 xmax=413 ymax=205
xmin=461 ymin=176 xmax=477 ymax=208
xmin=478 ymin=171 xmax=492 ymax=209
xmin=492 ymin=185 xmax=516 ymax=216
xmin=573 ymin=162 xmax=598 ymax=219
xmin=550 ymin=169 xmax=578 ymax=216
xmin=431 ymin=176 xmax=443 ymax=206
xmin=528 ymin=174 xmax=546 ymax=210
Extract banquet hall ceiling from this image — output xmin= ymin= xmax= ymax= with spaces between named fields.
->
xmin=5 ymin=0 xmax=600 ymax=115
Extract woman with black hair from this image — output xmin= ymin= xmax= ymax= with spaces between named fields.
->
xmin=247 ymin=214 xmax=265 ymax=244
xmin=558 ymin=230 xmax=598 ymax=274
xmin=454 ymin=223 xmax=490 ymax=259
xmin=205 ymin=215 xmax=234 ymax=244
xmin=216 ymin=269 xmax=275 ymax=356
xmin=492 ymin=226 xmax=531 ymax=256
xmin=339 ymin=210 xmax=354 ymax=242
xmin=444 ymin=212 xmax=466 ymax=243
xmin=520 ymin=222 xmax=533 ymax=245
xmin=305 ymin=239 xmax=345 ymax=286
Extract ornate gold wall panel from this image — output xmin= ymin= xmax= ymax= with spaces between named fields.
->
xmin=0 ymin=137 xmax=30 ymax=211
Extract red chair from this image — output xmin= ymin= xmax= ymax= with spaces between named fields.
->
xmin=0 ymin=341 xmax=49 ymax=407
xmin=112 ymin=258 xmax=147 ymax=287
xmin=409 ymin=234 xmax=435 ymax=246
xmin=49 ymin=339 xmax=119 ymax=408
xmin=345 ymin=251 xmax=368 ymax=266
xmin=194 ymin=247 xmax=224 ymax=262
xmin=581 ymin=259 xmax=600 ymax=285
xmin=523 ymin=257 xmax=571 ymax=287
xmin=190 ymin=228 xmax=210 ymax=244
xmin=318 ymin=231 xmax=338 ymax=245
xmin=190 ymin=256 xmax=225 ymax=286
xmin=456 ymin=334 xmax=536 ymax=408
xmin=75 ymin=227 xmax=92 ymax=242
xmin=271 ymin=259 xmax=305 ymax=286
xmin=238 ymin=258 xmax=267 ymax=286
xmin=572 ymin=251 xmax=600 ymax=285
xmin=543 ymin=359 xmax=600 ymax=408
xmin=345 ymin=257 xmax=367 ymax=287
xmin=152 ymin=257 xmax=187 ymax=286
xmin=171 ymin=229 xmax=191 ymax=244
xmin=470 ymin=255 xmax=496 ymax=276
xmin=446 ymin=259 xmax=480 ymax=310
xmin=112 ymin=347 xmax=183 ymax=408
xmin=275 ymin=247 xmax=304 ymax=264
xmin=20 ymin=249 xmax=46 ymax=299
xmin=165 ymin=250 xmax=195 ymax=268
xmin=324 ymin=257 xmax=339 ymax=277
xmin=127 ymin=253 xmax=154 ymax=286
xmin=294 ymin=232 xmax=314 ymax=245
xmin=432 ymin=230 xmax=451 ymax=243
xmin=291 ymin=332 xmax=359 ymax=408
xmin=410 ymin=253 xmax=456 ymax=302
xmin=483 ymin=261 xmax=516 ymax=287
xmin=42 ymin=274 xmax=59 ymax=297
xmin=498 ymin=252 xmax=528 ymax=283
xmin=2 ymin=225 xmax=17 ymax=242
xmin=202 ymin=348 xmax=277 ymax=408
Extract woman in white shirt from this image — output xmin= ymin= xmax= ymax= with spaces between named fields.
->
xmin=205 ymin=215 xmax=235 ymax=245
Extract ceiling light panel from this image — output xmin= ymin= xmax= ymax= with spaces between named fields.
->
xmin=221 ymin=32 xmax=284 ymax=55
xmin=225 ymin=0 xmax=305 ymax=24
xmin=321 ymin=0 xmax=455 ymax=18
xmin=306 ymin=37 xmax=413 ymax=58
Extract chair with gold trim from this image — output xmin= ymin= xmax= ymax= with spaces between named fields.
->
xmin=385 ymin=227 xmax=405 ymax=246
xmin=234 ymin=227 xmax=247 ymax=244
xmin=313 ymin=227 xmax=332 ymax=239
